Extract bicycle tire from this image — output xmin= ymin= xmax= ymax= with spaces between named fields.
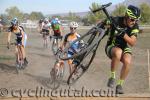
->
xmin=52 ymin=39 xmax=59 ymax=55
xmin=67 ymin=44 xmax=97 ymax=85
xmin=59 ymin=28 xmax=105 ymax=60
xmin=67 ymin=28 xmax=106 ymax=85
xmin=49 ymin=68 xmax=60 ymax=90
xmin=49 ymin=60 xmax=64 ymax=90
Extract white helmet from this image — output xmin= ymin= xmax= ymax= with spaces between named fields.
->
xmin=55 ymin=18 xmax=59 ymax=21
xmin=69 ymin=21 xmax=79 ymax=28
xmin=44 ymin=18 xmax=49 ymax=22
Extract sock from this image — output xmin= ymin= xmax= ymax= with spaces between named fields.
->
xmin=117 ymin=79 xmax=124 ymax=86
xmin=110 ymin=71 xmax=116 ymax=79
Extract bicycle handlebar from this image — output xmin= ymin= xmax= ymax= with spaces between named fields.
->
xmin=92 ymin=2 xmax=112 ymax=13
xmin=91 ymin=2 xmax=126 ymax=33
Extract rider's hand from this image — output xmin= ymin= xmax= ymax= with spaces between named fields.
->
xmin=116 ymin=29 xmax=126 ymax=38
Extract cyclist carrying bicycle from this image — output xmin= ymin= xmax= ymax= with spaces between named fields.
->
xmin=103 ymin=5 xmax=141 ymax=94
xmin=61 ymin=21 xmax=81 ymax=74
xmin=7 ymin=18 xmax=28 ymax=66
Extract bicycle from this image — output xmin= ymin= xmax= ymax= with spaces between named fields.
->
xmin=50 ymin=35 xmax=63 ymax=55
xmin=7 ymin=42 xmax=25 ymax=74
xmin=41 ymin=31 xmax=49 ymax=48
xmin=49 ymin=48 xmax=65 ymax=90
xmin=59 ymin=2 xmax=126 ymax=85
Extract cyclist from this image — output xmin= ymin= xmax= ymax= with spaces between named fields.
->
xmin=41 ymin=18 xmax=51 ymax=47
xmin=38 ymin=18 xmax=44 ymax=34
xmin=51 ymin=18 xmax=63 ymax=47
xmin=104 ymin=5 xmax=141 ymax=94
xmin=7 ymin=18 xmax=28 ymax=66
xmin=61 ymin=21 xmax=81 ymax=74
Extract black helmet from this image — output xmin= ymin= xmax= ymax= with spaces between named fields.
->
xmin=126 ymin=5 xmax=141 ymax=19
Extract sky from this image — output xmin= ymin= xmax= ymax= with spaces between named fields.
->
xmin=0 ymin=0 xmax=125 ymax=15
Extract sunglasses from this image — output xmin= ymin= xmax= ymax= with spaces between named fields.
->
xmin=128 ymin=17 xmax=139 ymax=22
xmin=70 ymin=27 xmax=77 ymax=30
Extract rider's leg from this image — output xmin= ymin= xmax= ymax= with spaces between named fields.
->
xmin=111 ymin=47 xmax=123 ymax=76
xmin=107 ymin=47 xmax=123 ymax=88
xmin=60 ymin=61 xmax=64 ymax=69
xmin=118 ymin=53 xmax=132 ymax=86
xmin=55 ymin=61 xmax=64 ymax=75
xmin=17 ymin=46 xmax=22 ymax=64
xmin=20 ymin=46 xmax=25 ymax=61
xmin=68 ymin=60 xmax=74 ymax=74
xmin=116 ymin=53 xmax=132 ymax=94
xmin=15 ymin=46 xmax=19 ymax=63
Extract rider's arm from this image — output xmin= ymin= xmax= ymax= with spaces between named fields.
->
xmin=123 ymin=28 xmax=139 ymax=47
xmin=123 ymin=34 xmax=137 ymax=47
xmin=61 ymin=34 xmax=68 ymax=50
xmin=123 ymin=24 xmax=139 ymax=47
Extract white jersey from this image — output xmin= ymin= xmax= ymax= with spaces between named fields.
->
xmin=42 ymin=22 xmax=51 ymax=30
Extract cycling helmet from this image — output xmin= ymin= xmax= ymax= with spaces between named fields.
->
xmin=55 ymin=18 xmax=61 ymax=24
xmin=44 ymin=18 xmax=49 ymax=23
xmin=126 ymin=5 xmax=141 ymax=19
xmin=55 ymin=18 xmax=59 ymax=21
xmin=11 ymin=17 xmax=18 ymax=26
xmin=51 ymin=19 xmax=58 ymax=24
xmin=69 ymin=21 xmax=79 ymax=28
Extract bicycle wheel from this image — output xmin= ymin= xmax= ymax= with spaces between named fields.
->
xmin=59 ymin=27 xmax=105 ymax=60
xmin=67 ymin=43 xmax=98 ymax=85
xmin=52 ymin=39 xmax=59 ymax=55
xmin=49 ymin=61 xmax=64 ymax=90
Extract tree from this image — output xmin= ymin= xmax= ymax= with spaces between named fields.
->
xmin=140 ymin=3 xmax=150 ymax=24
xmin=82 ymin=17 xmax=92 ymax=26
xmin=87 ymin=2 xmax=105 ymax=24
xmin=29 ymin=12 xmax=44 ymax=20
xmin=5 ymin=6 xmax=24 ymax=21
xmin=0 ymin=14 xmax=9 ymax=25
xmin=65 ymin=12 xmax=81 ymax=22
xmin=112 ymin=4 xmax=126 ymax=16
xmin=23 ymin=13 xmax=30 ymax=20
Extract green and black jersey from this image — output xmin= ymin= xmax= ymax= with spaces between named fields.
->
xmin=105 ymin=16 xmax=139 ymax=57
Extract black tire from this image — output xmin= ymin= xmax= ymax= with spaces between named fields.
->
xmin=49 ymin=61 xmax=64 ymax=90
xmin=67 ymin=43 xmax=98 ymax=85
xmin=49 ymin=68 xmax=60 ymax=90
xmin=52 ymin=39 xmax=59 ymax=55
xmin=59 ymin=28 xmax=105 ymax=60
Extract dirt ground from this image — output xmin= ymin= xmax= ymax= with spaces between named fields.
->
xmin=0 ymin=27 xmax=150 ymax=99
